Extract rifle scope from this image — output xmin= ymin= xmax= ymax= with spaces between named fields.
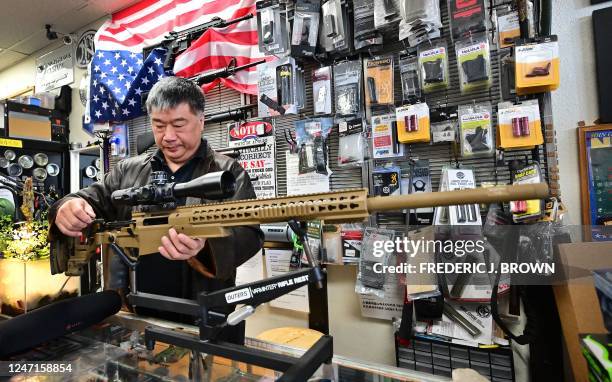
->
xmin=111 ymin=170 xmax=236 ymax=206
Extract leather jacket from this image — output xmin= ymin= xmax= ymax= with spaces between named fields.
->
xmin=49 ymin=140 xmax=264 ymax=296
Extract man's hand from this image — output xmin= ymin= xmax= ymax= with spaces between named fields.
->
xmin=55 ymin=198 xmax=96 ymax=237
xmin=159 ymin=228 xmax=206 ymax=260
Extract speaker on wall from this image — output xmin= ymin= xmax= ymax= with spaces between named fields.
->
xmin=54 ymin=85 xmax=72 ymax=115
xmin=593 ymin=6 xmax=612 ymax=123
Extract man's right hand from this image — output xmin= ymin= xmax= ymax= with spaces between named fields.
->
xmin=55 ymin=198 xmax=96 ymax=237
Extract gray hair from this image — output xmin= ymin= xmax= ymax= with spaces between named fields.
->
xmin=145 ymin=76 xmax=205 ymax=115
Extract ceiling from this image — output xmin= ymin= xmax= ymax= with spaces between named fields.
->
xmin=0 ymin=0 xmax=141 ymax=71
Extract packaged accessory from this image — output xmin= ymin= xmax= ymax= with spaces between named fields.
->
xmin=313 ymin=66 xmax=332 ymax=115
xmin=372 ymin=114 xmax=404 ymax=159
xmin=322 ymin=0 xmax=353 ymax=54
xmin=256 ymin=0 xmax=290 ymax=56
xmin=338 ymin=119 xmax=365 ymax=167
xmin=365 ymin=55 xmax=394 ymax=111
xmin=295 ymin=117 xmax=333 ymax=175
xmin=496 ymin=8 xmax=520 ymax=48
xmin=456 ymin=33 xmax=492 ymax=93
xmin=430 ymin=105 xmax=458 ymax=143
xmin=510 ymin=162 xmax=544 ymax=222
xmin=353 ymin=0 xmax=383 ymax=51
xmin=399 ymin=50 xmax=421 ymax=101
xmin=440 ymin=167 xmax=482 ymax=226
xmin=459 ymin=102 xmax=493 ymax=157
xmin=497 ymin=100 xmax=544 ymax=149
xmin=374 ymin=0 xmax=402 ymax=30
xmin=373 ymin=165 xmax=401 ymax=196
xmin=258 ymin=58 xmax=298 ymax=117
xmin=409 ymin=160 xmax=433 ymax=215
xmin=341 ymin=223 xmax=363 ymax=264
xmin=499 ymin=49 xmax=516 ymax=101
xmin=418 ymin=39 xmax=450 ymax=93
xmin=333 ymin=60 xmax=363 ymax=118
xmin=515 ymin=35 xmax=560 ymax=94
xmin=398 ymin=0 xmax=442 ymax=47
xmin=396 ymin=102 xmax=430 ymax=143
xmin=448 ymin=0 xmax=487 ymax=41
xmin=291 ymin=0 xmax=321 ymax=57
xmin=356 ymin=227 xmax=395 ymax=297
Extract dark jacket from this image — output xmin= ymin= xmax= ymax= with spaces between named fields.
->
xmin=49 ymin=140 xmax=264 ymax=302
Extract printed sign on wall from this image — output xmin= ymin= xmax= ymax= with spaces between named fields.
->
xmin=228 ymin=120 xmax=277 ymax=198
xmin=35 ymin=45 xmax=74 ymax=93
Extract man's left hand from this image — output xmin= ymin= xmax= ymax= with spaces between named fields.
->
xmin=159 ymin=228 xmax=206 ymax=260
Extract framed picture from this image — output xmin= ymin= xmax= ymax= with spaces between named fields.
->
xmin=578 ymin=124 xmax=612 ymax=241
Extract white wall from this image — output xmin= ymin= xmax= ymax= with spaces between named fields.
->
xmin=551 ymin=0 xmax=611 ymax=224
xmin=0 ymin=18 xmax=105 ymax=145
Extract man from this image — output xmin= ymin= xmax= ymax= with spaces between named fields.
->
xmin=50 ymin=77 xmax=264 ymax=343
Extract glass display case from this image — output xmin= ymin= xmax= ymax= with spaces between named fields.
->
xmin=0 ymin=258 xmax=78 ymax=316
xmin=2 ymin=312 xmax=449 ymax=382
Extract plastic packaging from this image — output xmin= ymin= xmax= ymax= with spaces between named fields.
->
xmin=448 ymin=0 xmax=487 ymax=41
xmin=353 ymin=0 xmax=383 ymax=51
xmin=338 ymin=119 xmax=365 ymax=167
xmin=396 ymin=102 xmax=430 ymax=143
xmin=456 ymin=33 xmax=492 ymax=93
xmin=256 ymin=0 xmax=290 ymax=56
xmin=418 ymin=39 xmax=450 ymax=93
xmin=356 ymin=227 xmax=395 ymax=297
xmin=322 ymin=0 xmax=346 ymax=50
xmin=291 ymin=0 xmax=321 ymax=57
xmin=497 ymin=8 xmax=520 ymax=48
xmin=510 ymin=162 xmax=544 ymax=223
xmin=430 ymin=105 xmax=458 ymax=143
xmin=365 ymin=55 xmax=394 ymax=111
xmin=312 ymin=67 xmax=332 ymax=115
xmin=399 ymin=50 xmax=421 ymax=101
xmin=257 ymin=57 xmax=298 ymax=117
xmin=373 ymin=165 xmax=401 ymax=196
xmin=459 ymin=102 xmax=494 ymax=157
xmin=374 ymin=0 xmax=402 ymax=30
xmin=295 ymin=117 xmax=333 ymax=175
xmin=372 ymin=114 xmax=404 ymax=159
xmin=398 ymin=0 xmax=442 ymax=47
xmin=333 ymin=60 xmax=363 ymax=118
xmin=341 ymin=223 xmax=364 ymax=264
xmin=499 ymin=49 xmax=516 ymax=101
xmin=497 ymin=100 xmax=544 ymax=150
xmin=515 ymin=35 xmax=560 ymax=94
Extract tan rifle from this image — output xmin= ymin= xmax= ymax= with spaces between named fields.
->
xmin=51 ymin=171 xmax=548 ymax=277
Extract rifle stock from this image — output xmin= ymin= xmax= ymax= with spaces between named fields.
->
xmin=57 ymin=183 xmax=549 ymax=276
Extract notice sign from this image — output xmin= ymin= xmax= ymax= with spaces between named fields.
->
xmin=228 ymin=120 xmax=276 ymax=198
xmin=35 ymin=45 xmax=74 ymax=93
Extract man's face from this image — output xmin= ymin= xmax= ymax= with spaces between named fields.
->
xmin=150 ymin=103 xmax=204 ymax=164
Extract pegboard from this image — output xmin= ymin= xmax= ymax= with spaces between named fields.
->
xmin=120 ymin=0 xmax=554 ymax=223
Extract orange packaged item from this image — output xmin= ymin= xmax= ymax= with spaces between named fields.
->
xmin=396 ymin=102 xmax=430 ymax=143
xmin=515 ymin=36 xmax=559 ymax=94
xmin=497 ymin=100 xmax=544 ymax=150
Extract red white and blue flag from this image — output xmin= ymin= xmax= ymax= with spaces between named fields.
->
xmin=91 ymin=0 xmax=261 ymax=122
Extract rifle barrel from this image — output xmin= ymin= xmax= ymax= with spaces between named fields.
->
xmin=366 ymin=183 xmax=549 ymax=213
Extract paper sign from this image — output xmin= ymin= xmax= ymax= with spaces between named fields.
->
xmin=285 ymin=151 xmax=329 ymax=196
xmin=264 ymin=249 xmax=309 ymax=313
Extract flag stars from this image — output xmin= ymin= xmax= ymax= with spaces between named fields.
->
xmin=147 ymin=66 xmax=155 ymax=75
xmin=113 ymin=87 xmax=122 ymax=94
xmin=157 ymin=73 xmax=164 ymax=81
xmin=111 ymin=109 xmax=116 ymax=117
xmin=120 ymin=59 xmax=127 ymax=67
xmin=94 ymin=65 xmax=101 ymax=72
xmin=122 ymin=108 xmax=130 ymax=116
xmin=97 ymin=52 xmax=104 ymax=58
xmin=127 ymin=66 xmax=134 ymax=74
xmin=104 ymin=59 xmax=111 ymax=66
xmin=130 ymin=52 xmax=137 ymax=58
xmin=114 ymin=52 xmax=121 ymax=59
xmin=153 ymin=57 xmax=162 ymax=66
xmin=92 ymin=94 xmax=100 ymax=102
xmin=117 ymin=74 xmax=125 ymax=82
xmin=92 ymin=79 xmax=98 ymax=86
xmin=128 ymin=98 xmax=136 ymax=106
xmin=124 ymin=82 xmax=131 ymax=90
xmin=135 ymin=87 xmax=143 ymax=95
xmin=106 ymin=79 xmax=114 ymax=86
xmin=141 ymin=77 xmax=150 ymax=85
xmin=101 ymin=101 xmax=109 ymax=110
xmin=110 ymin=66 xmax=118 ymax=74
xmin=137 ymin=58 xmax=143 ymax=65
xmin=99 ymin=86 xmax=106 ymax=94
xmin=94 ymin=110 xmax=102 ymax=118
xmin=100 ymin=72 xmax=107 ymax=79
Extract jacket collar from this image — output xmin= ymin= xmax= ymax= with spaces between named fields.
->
xmin=150 ymin=138 xmax=213 ymax=169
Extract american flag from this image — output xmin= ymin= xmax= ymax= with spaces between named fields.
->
xmin=91 ymin=0 xmax=262 ymax=122
xmin=89 ymin=48 xmax=167 ymax=122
